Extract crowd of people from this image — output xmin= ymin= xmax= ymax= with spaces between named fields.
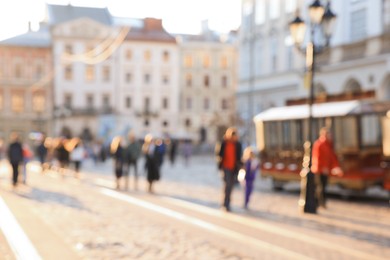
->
xmin=0 ymin=126 xmax=339 ymax=212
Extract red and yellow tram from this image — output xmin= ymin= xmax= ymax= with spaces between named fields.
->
xmin=254 ymin=100 xmax=390 ymax=193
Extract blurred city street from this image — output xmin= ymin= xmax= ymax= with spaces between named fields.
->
xmin=0 ymin=154 xmax=389 ymax=259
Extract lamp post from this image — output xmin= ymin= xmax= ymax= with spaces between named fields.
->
xmin=289 ymin=0 xmax=336 ymax=214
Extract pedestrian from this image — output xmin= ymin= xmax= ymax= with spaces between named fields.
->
xmin=311 ymin=127 xmax=343 ymax=208
xmin=36 ymin=136 xmax=48 ymax=171
xmin=55 ymin=137 xmax=70 ymax=174
xmin=123 ymin=131 xmax=141 ymax=190
xmin=111 ymin=136 xmax=125 ymax=190
xmin=241 ymin=147 xmax=260 ymax=210
xmin=22 ymin=143 xmax=33 ymax=184
xmin=182 ymin=139 xmax=192 ymax=166
xmin=168 ymin=139 xmax=178 ymax=166
xmin=216 ymin=127 xmax=243 ymax=212
xmin=7 ymin=132 xmax=24 ymax=187
xmin=142 ymin=134 xmax=160 ymax=193
xmin=70 ymin=139 xmax=86 ymax=178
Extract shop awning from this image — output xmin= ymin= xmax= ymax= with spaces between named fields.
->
xmin=253 ymin=100 xmax=361 ymax=122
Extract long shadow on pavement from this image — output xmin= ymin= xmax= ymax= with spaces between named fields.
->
xmin=166 ymin=194 xmax=390 ymax=248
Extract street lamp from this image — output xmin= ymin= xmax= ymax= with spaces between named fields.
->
xmin=289 ymin=0 xmax=337 ymax=214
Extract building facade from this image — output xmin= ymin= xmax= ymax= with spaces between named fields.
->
xmin=0 ymin=26 xmax=53 ymax=143
xmin=117 ymin=18 xmax=179 ymax=139
xmin=177 ymin=25 xmax=238 ymax=144
xmin=238 ymin=0 xmax=390 ymax=144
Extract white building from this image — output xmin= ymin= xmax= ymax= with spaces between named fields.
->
xmin=238 ymin=0 xmax=390 ymax=144
xmin=116 ymin=18 xmax=179 ymax=139
xmin=48 ymin=4 xmax=121 ymax=140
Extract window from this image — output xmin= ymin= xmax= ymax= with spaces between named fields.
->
xmin=65 ymin=65 xmax=73 ymax=80
xmin=102 ymin=66 xmax=110 ymax=82
xmin=144 ymin=97 xmax=150 ymax=112
xmin=85 ymin=65 xmax=94 ymax=81
xmin=350 ymin=9 xmax=366 ymax=41
xmin=102 ymin=95 xmax=110 ymax=109
xmin=287 ymin=45 xmax=294 ymax=70
xmin=186 ymin=74 xmax=192 ymax=87
xmin=271 ymin=37 xmax=278 ymax=72
xmin=204 ymin=75 xmax=210 ymax=87
xmin=203 ymin=55 xmax=210 ymax=68
xmin=222 ymin=76 xmax=228 ymax=88
xmin=35 ymin=65 xmax=43 ymax=80
xmin=220 ymin=56 xmax=228 ymax=69
xmin=14 ymin=64 xmax=22 ymax=79
xmin=125 ymin=72 xmax=132 ymax=83
xmin=185 ymin=118 xmax=191 ymax=127
xmin=204 ymin=98 xmax=210 ymax=110
xmin=144 ymin=73 xmax=151 ymax=84
xmin=221 ymin=99 xmax=229 ymax=110
xmin=162 ymin=50 xmax=170 ymax=62
xmin=64 ymin=94 xmax=72 ymax=109
xmin=125 ymin=96 xmax=131 ymax=108
xmin=162 ymin=97 xmax=169 ymax=109
xmin=255 ymin=0 xmax=265 ymax=25
xmin=144 ymin=50 xmax=151 ymax=62
xmin=162 ymin=75 xmax=169 ymax=85
xmin=86 ymin=94 xmax=94 ymax=109
xmin=184 ymin=55 xmax=193 ymax=68
xmin=11 ymin=92 xmax=24 ymax=113
xmin=64 ymin=44 xmax=73 ymax=54
xmin=162 ymin=120 xmax=168 ymax=127
xmin=186 ymin=97 xmax=192 ymax=110
xmin=361 ymin=115 xmax=381 ymax=146
xmin=126 ymin=49 xmax=132 ymax=60
xmin=334 ymin=117 xmax=358 ymax=150
xmin=269 ymin=0 xmax=280 ymax=19
xmin=32 ymin=93 xmax=45 ymax=112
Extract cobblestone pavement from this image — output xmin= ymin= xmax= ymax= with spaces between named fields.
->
xmin=0 ymin=155 xmax=389 ymax=259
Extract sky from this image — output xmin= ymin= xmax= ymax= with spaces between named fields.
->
xmin=0 ymin=0 xmax=242 ymax=40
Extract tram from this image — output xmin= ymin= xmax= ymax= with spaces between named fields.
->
xmin=254 ymin=99 xmax=390 ymax=193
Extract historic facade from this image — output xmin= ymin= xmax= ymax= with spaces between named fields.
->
xmin=0 ymin=26 xmax=53 ymax=143
xmin=177 ymin=23 xmax=238 ymax=144
xmin=238 ymin=0 xmax=390 ymax=144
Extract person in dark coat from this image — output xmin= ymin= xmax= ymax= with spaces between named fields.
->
xmin=142 ymin=134 xmax=160 ymax=193
xmin=123 ymin=132 xmax=141 ymax=190
xmin=55 ymin=138 xmax=70 ymax=173
xmin=111 ymin=136 xmax=125 ymax=190
xmin=7 ymin=133 xmax=24 ymax=187
xmin=216 ymin=127 xmax=243 ymax=212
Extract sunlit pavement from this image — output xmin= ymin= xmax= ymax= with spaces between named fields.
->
xmin=0 ymin=156 xmax=389 ymax=259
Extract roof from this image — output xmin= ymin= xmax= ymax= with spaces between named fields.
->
xmin=125 ymin=18 xmax=176 ymax=43
xmin=254 ymin=100 xmax=362 ymax=122
xmin=47 ymin=4 xmax=112 ymax=26
xmin=0 ymin=26 xmax=51 ymax=47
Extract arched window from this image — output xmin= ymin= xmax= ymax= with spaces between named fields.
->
xmin=344 ymin=79 xmax=362 ymax=94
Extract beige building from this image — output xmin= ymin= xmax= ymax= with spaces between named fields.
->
xmin=0 ymin=26 xmax=53 ymax=144
xmin=177 ymin=25 xmax=239 ymax=144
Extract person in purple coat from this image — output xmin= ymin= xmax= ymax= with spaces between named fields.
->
xmin=242 ymin=147 xmax=260 ymax=209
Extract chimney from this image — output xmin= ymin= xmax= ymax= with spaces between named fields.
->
xmin=28 ymin=21 xmax=32 ymax=32
xmin=144 ymin=18 xmax=164 ymax=31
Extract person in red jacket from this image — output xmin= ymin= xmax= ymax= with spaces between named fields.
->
xmin=311 ymin=127 xmax=343 ymax=208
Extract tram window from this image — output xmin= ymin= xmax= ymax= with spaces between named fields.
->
xmin=265 ymin=122 xmax=279 ymax=149
xmin=334 ymin=117 xmax=358 ymax=150
xmin=291 ymin=120 xmax=303 ymax=149
xmin=361 ymin=115 xmax=381 ymax=147
xmin=282 ymin=121 xmax=291 ymax=148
